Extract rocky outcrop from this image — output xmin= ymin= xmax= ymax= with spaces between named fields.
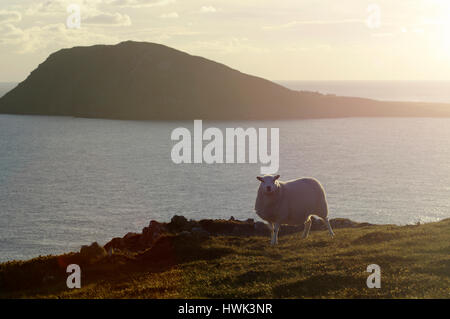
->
xmin=103 ymin=215 xmax=373 ymax=254
xmin=80 ymin=242 xmax=107 ymax=263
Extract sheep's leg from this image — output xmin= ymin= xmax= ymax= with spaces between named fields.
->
xmin=302 ymin=216 xmax=312 ymax=239
xmin=323 ymin=217 xmax=335 ymax=237
xmin=271 ymin=223 xmax=280 ymax=245
xmin=270 ymin=223 xmax=275 ymax=244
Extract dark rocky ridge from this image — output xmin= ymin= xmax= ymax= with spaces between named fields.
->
xmin=102 ymin=215 xmax=373 ymax=257
xmin=27 ymin=214 xmax=371 ymax=277
xmin=1 ymin=41 xmax=450 ymax=120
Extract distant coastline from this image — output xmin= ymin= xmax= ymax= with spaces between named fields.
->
xmin=3 ymin=79 xmax=450 ymax=108
xmin=3 ymin=80 xmax=450 ymax=103
xmin=1 ymin=41 xmax=450 ymax=120
xmin=278 ymin=80 xmax=450 ymax=104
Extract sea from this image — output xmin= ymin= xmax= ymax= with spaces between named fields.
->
xmin=0 ymin=81 xmax=450 ymax=262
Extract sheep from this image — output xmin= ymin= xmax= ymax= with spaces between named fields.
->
xmin=254 ymin=174 xmax=335 ymax=245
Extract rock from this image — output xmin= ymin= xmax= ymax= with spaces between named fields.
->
xmin=80 ymin=242 xmax=107 ymax=262
xmin=168 ymin=215 xmax=190 ymax=232
xmin=172 ymin=215 xmax=188 ymax=225
xmin=122 ymin=233 xmax=142 ymax=251
xmin=149 ymin=220 xmax=161 ymax=228
xmin=149 ymin=220 xmax=166 ymax=239
xmin=104 ymin=232 xmax=144 ymax=252
xmin=141 ymin=220 xmax=167 ymax=247
xmin=105 ymin=217 xmax=371 ymax=255
xmin=104 ymin=237 xmax=125 ymax=251
xmin=199 ymin=219 xmax=237 ymax=234
xmin=140 ymin=227 xmax=153 ymax=246
xmin=124 ymin=232 xmax=138 ymax=240
xmin=138 ymin=235 xmax=177 ymax=262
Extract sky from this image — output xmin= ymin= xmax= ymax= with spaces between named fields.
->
xmin=1 ymin=0 xmax=450 ymax=82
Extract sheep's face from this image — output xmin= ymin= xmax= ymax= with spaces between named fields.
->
xmin=257 ymin=174 xmax=280 ymax=195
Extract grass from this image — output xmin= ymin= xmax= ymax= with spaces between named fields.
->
xmin=1 ymin=219 xmax=449 ymax=299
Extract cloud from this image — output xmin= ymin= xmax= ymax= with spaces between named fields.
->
xmin=371 ymin=32 xmax=395 ymax=38
xmin=84 ymin=12 xmax=132 ymax=26
xmin=262 ymin=19 xmax=363 ymax=30
xmin=25 ymin=0 xmax=85 ymax=16
xmin=160 ymin=12 xmax=179 ymax=19
xmin=0 ymin=24 xmax=25 ymax=44
xmin=200 ymin=6 xmax=217 ymax=13
xmin=0 ymin=10 xmax=22 ymax=24
xmin=118 ymin=25 xmax=201 ymax=43
xmin=284 ymin=44 xmax=332 ymax=52
xmin=0 ymin=22 xmax=119 ymax=54
xmin=183 ymin=37 xmax=268 ymax=55
xmin=107 ymin=0 xmax=175 ymax=8
xmin=22 ymin=1 xmax=132 ymax=26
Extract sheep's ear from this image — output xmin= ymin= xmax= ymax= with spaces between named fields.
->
xmin=256 ymin=176 xmax=264 ymax=182
xmin=274 ymin=174 xmax=280 ymax=180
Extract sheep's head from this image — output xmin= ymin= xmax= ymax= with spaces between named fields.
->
xmin=256 ymin=174 xmax=280 ymax=195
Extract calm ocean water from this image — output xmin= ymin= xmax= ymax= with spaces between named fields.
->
xmin=1 ymin=115 xmax=450 ymax=262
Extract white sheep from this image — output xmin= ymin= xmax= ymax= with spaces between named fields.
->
xmin=254 ymin=174 xmax=335 ymax=245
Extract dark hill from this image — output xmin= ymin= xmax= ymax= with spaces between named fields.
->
xmin=1 ymin=41 xmax=450 ymax=120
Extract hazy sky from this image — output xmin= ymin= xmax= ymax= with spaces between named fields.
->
xmin=1 ymin=0 xmax=450 ymax=82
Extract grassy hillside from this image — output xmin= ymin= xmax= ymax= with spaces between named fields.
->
xmin=1 ymin=218 xmax=449 ymax=299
